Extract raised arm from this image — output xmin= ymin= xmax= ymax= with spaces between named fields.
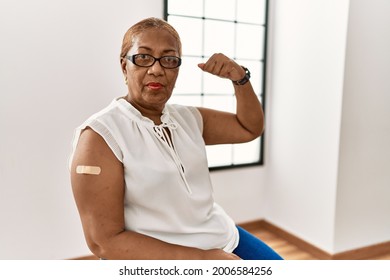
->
xmin=197 ymin=53 xmax=264 ymax=145
xmin=70 ymin=128 xmax=240 ymax=260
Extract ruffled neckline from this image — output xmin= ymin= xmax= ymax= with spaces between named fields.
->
xmin=116 ymin=97 xmax=173 ymax=127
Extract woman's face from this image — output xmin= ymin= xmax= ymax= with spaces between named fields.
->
xmin=123 ymin=28 xmax=180 ymax=113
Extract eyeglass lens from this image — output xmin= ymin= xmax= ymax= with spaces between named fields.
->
xmin=130 ymin=54 xmax=181 ymax=69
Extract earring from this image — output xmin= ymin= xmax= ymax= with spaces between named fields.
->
xmin=124 ymin=76 xmax=128 ymax=85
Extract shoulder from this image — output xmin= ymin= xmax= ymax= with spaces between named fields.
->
xmin=74 ymin=128 xmax=118 ymax=163
xmin=167 ymin=104 xmax=203 ymax=131
xmin=70 ymin=99 xmax=125 ymax=166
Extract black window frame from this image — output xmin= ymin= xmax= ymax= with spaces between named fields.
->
xmin=164 ymin=0 xmax=269 ymax=171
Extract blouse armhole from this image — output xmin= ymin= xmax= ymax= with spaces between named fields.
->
xmin=69 ymin=119 xmax=123 ymax=171
xmin=188 ymin=106 xmax=204 ymax=134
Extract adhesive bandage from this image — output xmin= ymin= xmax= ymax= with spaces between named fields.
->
xmin=76 ymin=165 xmax=101 ymax=175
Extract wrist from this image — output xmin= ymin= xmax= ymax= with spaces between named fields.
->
xmin=232 ymin=66 xmax=251 ymax=85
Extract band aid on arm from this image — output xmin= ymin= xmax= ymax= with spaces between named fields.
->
xmin=76 ymin=165 xmax=101 ymax=175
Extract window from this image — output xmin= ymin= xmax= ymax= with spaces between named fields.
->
xmin=165 ymin=0 xmax=268 ymax=169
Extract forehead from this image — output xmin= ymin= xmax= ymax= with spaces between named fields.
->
xmin=130 ymin=28 xmax=179 ymax=54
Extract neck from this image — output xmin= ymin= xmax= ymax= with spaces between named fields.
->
xmin=124 ymin=96 xmax=164 ymax=125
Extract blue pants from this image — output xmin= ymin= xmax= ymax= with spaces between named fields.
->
xmin=232 ymin=226 xmax=284 ymax=260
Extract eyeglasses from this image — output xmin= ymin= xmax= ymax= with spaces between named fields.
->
xmin=126 ymin=54 xmax=182 ymax=69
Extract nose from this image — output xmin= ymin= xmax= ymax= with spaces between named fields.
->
xmin=147 ymin=60 xmax=164 ymax=76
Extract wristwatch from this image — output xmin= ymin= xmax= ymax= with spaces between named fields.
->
xmin=233 ymin=66 xmax=251 ymax=85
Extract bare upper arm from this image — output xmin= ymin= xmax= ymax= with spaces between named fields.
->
xmin=197 ymin=107 xmax=257 ymax=145
xmin=70 ymin=128 xmax=125 ymax=250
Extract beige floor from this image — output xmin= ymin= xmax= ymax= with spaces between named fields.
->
xmin=250 ymin=226 xmax=390 ymax=260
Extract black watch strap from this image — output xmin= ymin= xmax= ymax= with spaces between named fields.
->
xmin=233 ymin=66 xmax=251 ymax=85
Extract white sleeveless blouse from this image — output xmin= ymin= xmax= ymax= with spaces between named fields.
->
xmin=70 ymin=97 xmax=239 ymax=252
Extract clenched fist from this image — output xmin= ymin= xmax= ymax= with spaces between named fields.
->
xmin=198 ymin=53 xmax=245 ymax=82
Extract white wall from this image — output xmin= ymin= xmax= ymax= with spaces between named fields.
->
xmin=334 ymin=0 xmax=390 ymax=252
xmin=0 ymin=0 xmax=164 ymax=260
xmin=265 ymin=0 xmax=390 ymax=254
xmin=211 ymin=166 xmax=266 ymax=223
xmin=264 ymin=0 xmax=350 ymax=253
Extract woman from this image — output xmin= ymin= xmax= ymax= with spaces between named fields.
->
xmin=70 ymin=17 xmax=282 ymax=260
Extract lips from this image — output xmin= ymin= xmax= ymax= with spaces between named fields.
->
xmin=147 ymin=82 xmax=163 ymax=90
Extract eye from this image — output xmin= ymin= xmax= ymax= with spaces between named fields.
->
xmin=161 ymin=56 xmax=181 ymax=68
xmin=136 ymin=54 xmax=152 ymax=61
xmin=133 ymin=54 xmax=154 ymax=66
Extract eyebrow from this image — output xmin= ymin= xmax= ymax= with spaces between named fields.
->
xmin=137 ymin=46 xmax=178 ymax=54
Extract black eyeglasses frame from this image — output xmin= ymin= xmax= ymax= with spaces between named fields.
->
xmin=126 ymin=54 xmax=182 ymax=69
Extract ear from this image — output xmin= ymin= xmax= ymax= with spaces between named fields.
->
xmin=120 ymin=57 xmax=127 ymax=75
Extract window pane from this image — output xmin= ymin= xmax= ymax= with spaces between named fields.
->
xmin=236 ymin=24 xmax=264 ymax=60
xmin=168 ymin=0 xmax=203 ymax=17
xmin=203 ymin=69 xmax=234 ymax=95
xmin=174 ymin=57 xmax=202 ymax=94
xmin=202 ymin=95 xmax=235 ymax=112
xmin=204 ymin=20 xmax=235 ymax=58
xmin=204 ymin=0 xmax=235 ymax=20
xmin=232 ymin=138 xmax=261 ymax=164
xmin=169 ymin=95 xmax=202 ymax=107
xmin=237 ymin=0 xmax=266 ymax=24
xmin=168 ymin=16 xmax=203 ymax=56
xmin=206 ymin=144 xmax=233 ymax=167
